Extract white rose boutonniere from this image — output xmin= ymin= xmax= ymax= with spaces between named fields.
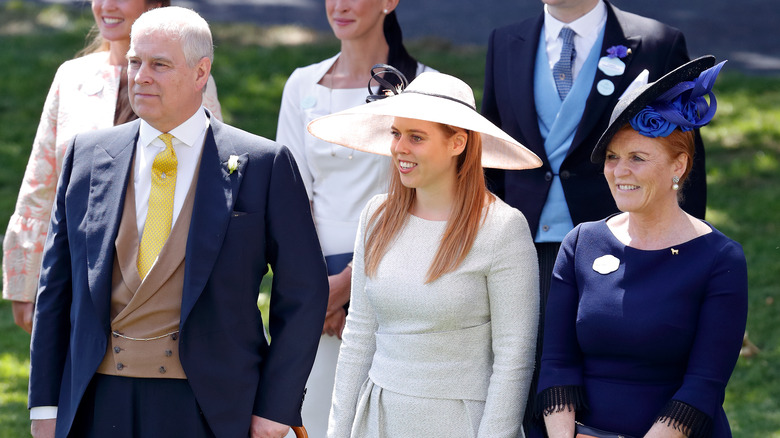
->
xmin=228 ymin=155 xmax=239 ymax=175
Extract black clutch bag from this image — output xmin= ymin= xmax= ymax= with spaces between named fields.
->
xmin=575 ymin=421 xmax=635 ymax=438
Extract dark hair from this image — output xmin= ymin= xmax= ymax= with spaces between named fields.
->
xmin=381 ymin=11 xmax=419 ymax=91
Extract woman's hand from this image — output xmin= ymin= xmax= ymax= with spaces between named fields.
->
xmin=12 ymin=300 xmax=34 ymax=334
xmin=643 ymin=421 xmax=688 ymax=438
xmin=326 ymin=265 xmax=352 ymax=316
xmin=543 ymin=409 xmax=576 ymax=438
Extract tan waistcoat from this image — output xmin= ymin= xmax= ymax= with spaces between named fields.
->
xmin=97 ymin=163 xmax=199 ymax=379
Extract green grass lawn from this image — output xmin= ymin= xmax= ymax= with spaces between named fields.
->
xmin=1 ymin=3 xmax=779 ymax=436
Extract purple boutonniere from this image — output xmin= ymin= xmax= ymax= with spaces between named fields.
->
xmin=606 ymin=45 xmax=630 ymax=59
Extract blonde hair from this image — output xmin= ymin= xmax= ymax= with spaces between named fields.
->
xmin=364 ymin=126 xmax=492 ymax=283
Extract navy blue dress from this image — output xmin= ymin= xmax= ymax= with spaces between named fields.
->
xmin=536 ymin=219 xmax=747 ymax=438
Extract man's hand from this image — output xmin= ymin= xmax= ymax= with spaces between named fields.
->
xmin=250 ymin=415 xmax=290 ymax=438
xmin=322 ymin=307 xmax=346 ymax=339
xmin=31 ymin=419 xmax=56 ymax=438
xmin=12 ymin=300 xmax=34 ymax=334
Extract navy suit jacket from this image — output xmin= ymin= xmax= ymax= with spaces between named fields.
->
xmin=482 ymin=1 xmax=706 ymax=234
xmin=28 ymin=111 xmax=329 ymax=438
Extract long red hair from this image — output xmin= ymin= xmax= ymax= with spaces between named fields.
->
xmin=363 ymin=125 xmax=492 ymax=283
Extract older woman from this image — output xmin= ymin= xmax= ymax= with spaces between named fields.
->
xmin=536 ymin=56 xmax=747 ymax=438
xmin=308 ymin=68 xmax=542 ymax=437
xmin=3 ymin=0 xmax=222 ymax=333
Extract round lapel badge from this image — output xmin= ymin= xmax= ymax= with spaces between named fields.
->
xmin=301 ymin=96 xmax=317 ymax=109
xmin=597 ymin=79 xmax=615 ymax=96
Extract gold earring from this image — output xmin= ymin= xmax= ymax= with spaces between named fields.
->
xmin=672 ymin=176 xmax=680 ymax=191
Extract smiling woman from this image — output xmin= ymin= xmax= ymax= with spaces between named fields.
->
xmin=537 ymin=57 xmax=748 ymax=438
xmin=388 ymin=118 xmax=467 ymax=208
xmin=603 ymin=126 xmax=689 ymax=221
xmin=307 ymin=68 xmax=542 ymax=437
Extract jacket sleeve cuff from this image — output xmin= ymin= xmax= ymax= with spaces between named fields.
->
xmin=655 ymin=399 xmax=713 ymax=438
xmin=534 ymin=385 xmax=588 ymax=419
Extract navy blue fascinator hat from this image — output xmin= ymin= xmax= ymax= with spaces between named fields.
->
xmin=591 ymin=55 xmax=726 ymax=163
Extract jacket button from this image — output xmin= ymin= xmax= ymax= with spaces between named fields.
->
xmin=542 ymin=225 xmax=550 ymax=232
xmin=165 ymin=350 xmax=173 ymax=357
xmin=544 ymin=171 xmax=553 ymax=181
xmin=560 ymin=170 xmax=570 ymax=179
xmin=159 ymin=366 xmax=166 ymax=374
xmin=117 ymin=363 xmax=124 ymax=370
xmin=114 ymin=346 xmax=121 ymax=354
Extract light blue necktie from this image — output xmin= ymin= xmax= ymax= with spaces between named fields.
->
xmin=553 ymin=27 xmax=577 ymax=100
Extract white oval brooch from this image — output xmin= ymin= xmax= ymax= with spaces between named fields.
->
xmin=592 ymin=254 xmax=620 ymax=275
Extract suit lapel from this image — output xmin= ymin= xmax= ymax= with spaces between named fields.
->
xmin=86 ymin=121 xmax=139 ymax=330
xmin=511 ymin=15 xmax=547 ymax=159
xmin=571 ymin=2 xmax=641 ymax=151
xmin=181 ymin=116 xmax=248 ymax=326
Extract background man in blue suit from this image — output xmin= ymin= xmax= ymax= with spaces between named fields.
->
xmin=481 ymin=1 xmax=705 ymax=436
xmin=28 ymin=6 xmax=327 ymax=438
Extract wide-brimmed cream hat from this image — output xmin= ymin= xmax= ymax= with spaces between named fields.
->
xmin=307 ymin=70 xmax=541 ymax=170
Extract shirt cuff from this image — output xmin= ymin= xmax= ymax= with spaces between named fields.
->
xmin=30 ymin=406 xmax=57 ymax=420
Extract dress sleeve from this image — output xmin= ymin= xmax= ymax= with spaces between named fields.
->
xmin=327 ymin=198 xmax=380 ymax=437
xmin=477 ymin=207 xmax=539 ymax=437
xmin=3 ymin=65 xmax=63 ymax=302
xmin=535 ymin=225 xmax=589 ymax=416
xmin=276 ymin=69 xmax=314 ymax=200
xmin=654 ymin=238 xmax=748 ymax=438
xmin=202 ymin=74 xmax=223 ymax=121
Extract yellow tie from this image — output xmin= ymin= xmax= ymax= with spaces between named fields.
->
xmin=137 ymin=133 xmax=178 ymax=279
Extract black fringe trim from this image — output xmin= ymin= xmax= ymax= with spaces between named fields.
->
xmin=656 ymin=400 xmax=713 ymax=438
xmin=534 ymin=385 xmax=588 ymax=419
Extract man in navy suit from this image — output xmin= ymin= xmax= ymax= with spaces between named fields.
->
xmin=481 ymin=1 xmax=705 ymax=435
xmin=28 ymin=7 xmax=327 ymax=438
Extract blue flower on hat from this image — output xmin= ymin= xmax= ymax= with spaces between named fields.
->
xmin=630 ymin=106 xmax=676 ymax=138
xmin=670 ymin=96 xmax=698 ymax=132
xmin=630 ymin=60 xmax=728 ymax=138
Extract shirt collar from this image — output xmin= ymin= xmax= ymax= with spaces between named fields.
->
xmin=544 ymin=0 xmax=607 ymax=43
xmin=139 ymin=106 xmax=209 ymax=149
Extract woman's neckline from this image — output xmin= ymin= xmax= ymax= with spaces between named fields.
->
xmin=603 ymin=214 xmax=714 ymax=252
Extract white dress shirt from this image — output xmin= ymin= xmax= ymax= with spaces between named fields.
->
xmin=544 ymin=1 xmax=608 ymax=80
